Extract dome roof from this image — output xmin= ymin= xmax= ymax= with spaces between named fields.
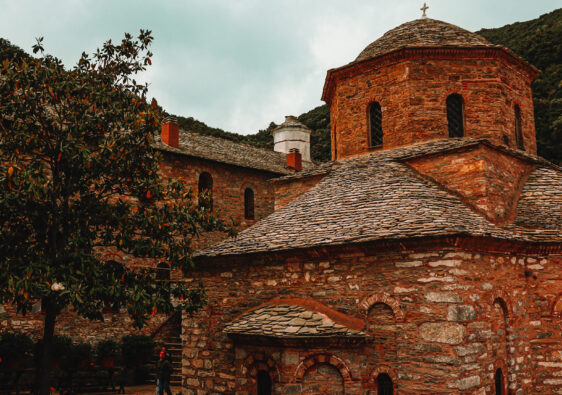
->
xmin=355 ymin=18 xmax=494 ymax=62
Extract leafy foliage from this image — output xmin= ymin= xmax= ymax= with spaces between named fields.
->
xmin=120 ymin=334 xmax=155 ymax=367
xmin=0 ymin=31 xmax=230 ymax=393
xmin=478 ymin=8 xmax=562 ymax=165
xmin=0 ymin=332 xmax=34 ymax=368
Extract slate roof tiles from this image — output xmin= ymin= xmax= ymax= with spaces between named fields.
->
xmin=198 ymin=138 xmax=562 ymax=258
xmin=224 ymin=304 xmax=365 ymax=339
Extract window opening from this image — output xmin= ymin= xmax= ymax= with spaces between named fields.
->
xmin=446 ymin=94 xmax=464 ymax=138
xmin=257 ymin=370 xmax=272 ymax=395
xmin=198 ymin=172 xmax=213 ymax=211
xmin=244 ymin=188 xmax=255 ymax=220
xmin=514 ymin=105 xmax=524 ymax=150
xmin=377 ymin=373 xmax=393 ymax=395
xmin=369 ymin=102 xmax=383 ymax=147
xmin=495 ymin=368 xmax=504 ymax=395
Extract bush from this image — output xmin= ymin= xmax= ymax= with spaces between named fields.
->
xmin=67 ymin=343 xmax=93 ymax=370
xmin=121 ymin=335 xmax=155 ymax=368
xmin=95 ymin=340 xmax=120 ymax=366
xmin=0 ymin=333 xmax=34 ymax=370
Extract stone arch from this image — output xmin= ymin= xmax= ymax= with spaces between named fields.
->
xmin=359 ymin=292 xmax=405 ymax=322
xmin=370 ymin=364 xmax=398 ymax=383
xmin=294 ymin=354 xmax=353 ymax=383
xmin=242 ymin=353 xmax=280 ymax=384
xmin=486 ymin=289 xmax=513 ymax=317
xmin=551 ymin=293 xmax=562 ymax=316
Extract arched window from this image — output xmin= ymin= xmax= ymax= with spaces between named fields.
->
xmin=376 ymin=373 xmax=394 ymax=395
xmin=244 ymin=188 xmax=255 ymax=220
xmin=198 ymin=172 xmax=213 ymax=211
xmin=446 ymin=94 xmax=464 ymax=138
xmin=368 ymin=102 xmax=383 ymax=147
xmin=495 ymin=368 xmax=504 ymax=395
xmin=514 ymin=105 xmax=524 ymax=150
xmin=257 ymin=370 xmax=272 ymax=395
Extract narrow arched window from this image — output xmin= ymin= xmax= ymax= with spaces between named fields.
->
xmin=514 ymin=105 xmax=524 ymax=150
xmin=198 ymin=172 xmax=213 ymax=211
xmin=446 ymin=94 xmax=464 ymax=138
xmin=257 ymin=370 xmax=272 ymax=395
xmin=376 ymin=373 xmax=393 ymax=395
xmin=244 ymin=188 xmax=255 ymax=220
xmin=368 ymin=102 xmax=383 ymax=147
xmin=495 ymin=368 xmax=504 ymax=395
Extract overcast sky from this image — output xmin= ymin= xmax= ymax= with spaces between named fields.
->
xmin=0 ymin=1 xmax=559 ymax=134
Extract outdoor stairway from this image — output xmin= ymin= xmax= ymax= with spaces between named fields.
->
xmin=150 ymin=312 xmax=183 ymax=387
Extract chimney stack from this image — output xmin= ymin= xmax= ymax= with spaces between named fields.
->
xmin=271 ymin=115 xmax=312 ymax=162
xmin=286 ymin=148 xmax=302 ymax=172
xmin=161 ymin=117 xmax=179 ymax=148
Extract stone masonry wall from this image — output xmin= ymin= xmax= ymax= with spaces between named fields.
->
xmin=330 ymin=55 xmax=536 ymax=160
xmin=183 ymin=242 xmax=562 ymax=394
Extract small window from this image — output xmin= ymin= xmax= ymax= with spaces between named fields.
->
xmin=446 ymin=94 xmax=464 ymax=138
xmin=376 ymin=373 xmax=393 ymax=395
xmin=156 ymin=262 xmax=170 ymax=281
xmin=495 ymin=368 xmax=504 ymax=395
xmin=257 ymin=370 xmax=272 ymax=395
xmin=514 ymin=105 xmax=524 ymax=150
xmin=244 ymin=188 xmax=255 ymax=220
xmin=368 ymin=102 xmax=383 ymax=147
xmin=198 ymin=172 xmax=213 ymax=211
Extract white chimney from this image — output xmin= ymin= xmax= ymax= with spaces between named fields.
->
xmin=271 ymin=116 xmax=312 ymax=162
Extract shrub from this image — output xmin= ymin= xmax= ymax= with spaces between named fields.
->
xmin=0 ymin=333 xmax=34 ymax=370
xmin=95 ymin=340 xmax=120 ymax=365
xmin=121 ymin=335 xmax=155 ymax=368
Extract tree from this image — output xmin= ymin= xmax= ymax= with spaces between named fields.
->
xmin=0 ymin=31 xmax=230 ymax=394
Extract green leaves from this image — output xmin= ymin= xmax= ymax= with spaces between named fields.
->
xmin=0 ymin=30 xmax=230 ymax=329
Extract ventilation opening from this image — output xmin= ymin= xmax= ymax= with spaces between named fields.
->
xmin=447 ymin=94 xmax=464 ymax=138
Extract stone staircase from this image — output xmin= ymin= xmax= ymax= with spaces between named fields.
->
xmin=151 ymin=312 xmax=183 ymax=387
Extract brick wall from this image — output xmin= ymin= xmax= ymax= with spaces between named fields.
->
xmin=184 ymin=240 xmax=561 ymax=394
xmin=406 ymin=144 xmax=536 ymax=223
xmin=329 ymin=53 xmax=536 ymax=160
xmin=273 ymin=174 xmax=326 ymax=211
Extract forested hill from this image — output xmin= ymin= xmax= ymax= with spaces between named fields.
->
xmin=2 ymin=8 xmax=560 ymax=164
xmin=478 ymin=8 xmax=562 ymax=165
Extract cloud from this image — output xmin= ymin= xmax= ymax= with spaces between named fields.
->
xmin=1 ymin=0 xmax=559 ymax=134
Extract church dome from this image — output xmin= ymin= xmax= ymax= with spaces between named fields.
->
xmin=355 ymin=18 xmax=494 ymax=62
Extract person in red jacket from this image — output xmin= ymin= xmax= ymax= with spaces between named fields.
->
xmin=155 ymin=348 xmax=173 ymax=395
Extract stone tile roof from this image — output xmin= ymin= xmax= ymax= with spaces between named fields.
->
xmin=224 ymin=304 xmax=365 ymax=338
xmin=512 ymin=167 xmax=562 ymax=230
xmin=197 ymin=138 xmax=561 ymax=258
xmin=154 ymin=129 xmax=315 ymax=175
xmin=355 ymin=18 xmax=494 ymax=62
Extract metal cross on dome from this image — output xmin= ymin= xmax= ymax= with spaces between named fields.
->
xmin=420 ymin=2 xmax=429 ymax=18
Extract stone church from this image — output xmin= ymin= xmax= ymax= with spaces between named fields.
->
xmin=1 ymin=13 xmax=561 ymax=395
xmin=181 ymin=17 xmax=562 ymax=395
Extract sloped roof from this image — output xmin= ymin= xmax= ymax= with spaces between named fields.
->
xmin=224 ymin=304 xmax=365 ymax=339
xmin=355 ymin=18 xmax=494 ymax=62
xmin=197 ymin=138 xmax=561 ymax=258
xmin=154 ymin=129 xmax=314 ymax=175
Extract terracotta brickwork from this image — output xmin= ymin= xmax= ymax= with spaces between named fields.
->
xmin=183 ymin=242 xmax=562 ymax=394
xmin=273 ymin=174 xmax=326 ymax=211
xmin=328 ymin=52 xmax=537 ymax=160
xmin=406 ymin=144 xmax=536 ymax=223
xmin=159 ymin=151 xmax=276 ymax=250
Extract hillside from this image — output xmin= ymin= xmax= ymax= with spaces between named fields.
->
xmin=478 ymin=8 xmax=562 ymax=165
